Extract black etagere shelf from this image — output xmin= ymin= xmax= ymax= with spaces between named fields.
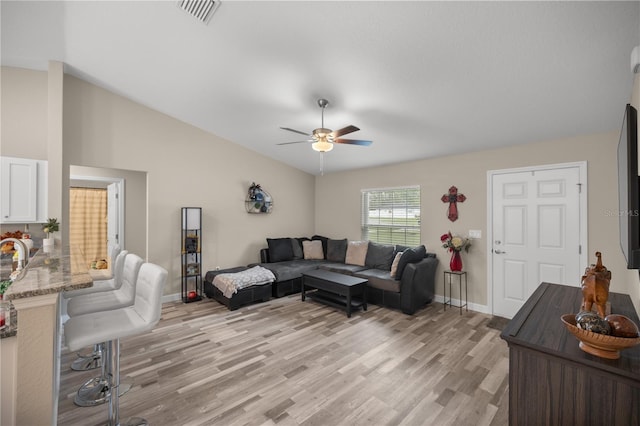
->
xmin=181 ymin=207 xmax=202 ymax=303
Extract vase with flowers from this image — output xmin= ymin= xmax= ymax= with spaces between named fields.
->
xmin=42 ymin=218 xmax=59 ymax=248
xmin=440 ymin=231 xmax=471 ymax=272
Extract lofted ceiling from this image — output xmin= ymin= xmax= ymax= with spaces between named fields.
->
xmin=2 ymin=1 xmax=639 ymax=175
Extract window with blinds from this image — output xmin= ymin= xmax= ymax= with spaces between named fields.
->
xmin=361 ymin=186 xmax=421 ymax=246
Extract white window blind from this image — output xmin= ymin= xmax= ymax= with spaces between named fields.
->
xmin=361 ymin=186 xmax=421 ymax=246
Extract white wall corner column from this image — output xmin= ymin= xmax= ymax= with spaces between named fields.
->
xmin=10 ymin=293 xmax=60 ymax=425
xmin=48 ymin=60 xmax=64 ymax=239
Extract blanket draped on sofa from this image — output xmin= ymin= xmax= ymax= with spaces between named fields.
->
xmin=212 ymin=265 xmax=276 ymax=298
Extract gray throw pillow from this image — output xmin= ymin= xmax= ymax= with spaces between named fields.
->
xmin=365 ymin=242 xmax=395 ymax=270
xmin=396 ymin=247 xmax=424 ymax=278
xmin=291 ymin=238 xmax=304 ymax=260
xmin=327 ymin=238 xmax=348 ymax=262
xmin=267 ymin=238 xmax=294 ymax=262
xmin=396 ymin=244 xmax=427 ymax=253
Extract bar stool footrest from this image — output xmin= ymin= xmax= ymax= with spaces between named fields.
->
xmin=120 ymin=417 xmax=149 ymax=426
xmin=74 ymin=377 xmax=133 ymax=407
xmin=71 ymin=353 xmax=102 ymax=371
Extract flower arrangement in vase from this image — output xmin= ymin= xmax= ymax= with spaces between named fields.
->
xmin=440 ymin=231 xmax=471 ymax=271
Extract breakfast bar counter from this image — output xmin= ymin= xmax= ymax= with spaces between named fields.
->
xmin=4 ymin=245 xmax=93 ymax=300
xmin=2 ymin=245 xmax=92 ymax=426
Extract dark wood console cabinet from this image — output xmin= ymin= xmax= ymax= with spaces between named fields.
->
xmin=501 ymin=282 xmax=640 ymax=425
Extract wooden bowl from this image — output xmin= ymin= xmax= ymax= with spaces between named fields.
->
xmin=561 ymin=314 xmax=640 ymax=359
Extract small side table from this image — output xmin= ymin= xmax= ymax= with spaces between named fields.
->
xmin=443 ymin=270 xmax=467 ymax=314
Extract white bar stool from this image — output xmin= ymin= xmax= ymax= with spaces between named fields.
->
xmin=65 ymin=249 xmax=128 ymax=299
xmin=66 ymin=253 xmax=144 ymax=406
xmin=64 ymin=262 xmax=167 ymax=426
xmin=65 ymin=250 xmax=129 ymax=371
xmin=67 ymin=253 xmax=143 ymax=317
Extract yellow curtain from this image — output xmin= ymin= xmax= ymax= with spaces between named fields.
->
xmin=69 ymin=188 xmax=108 ymax=265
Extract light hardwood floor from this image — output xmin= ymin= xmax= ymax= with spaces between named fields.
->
xmin=58 ymin=295 xmax=509 ymax=426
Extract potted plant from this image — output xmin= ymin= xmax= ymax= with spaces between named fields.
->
xmin=0 ymin=280 xmax=12 ymax=299
xmin=42 ymin=218 xmax=60 ymax=247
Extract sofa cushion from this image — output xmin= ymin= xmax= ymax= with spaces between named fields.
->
xmin=327 ymin=238 xmax=348 ymax=262
xmin=355 ymin=268 xmax=400 ymax=293
xmin=345 ymin=240 xmax=368 ymax=266
xmin=303 ymin=240 xmax=325 ymax=260
xmin=319 ymin=263 xmax=368 ymax=275
xmin=260 ymin=260 xmax=323 ymax=282
xmin=396 ymin=246 xmax=425 ymax=278
xmin=390 ymin=251 xmax=403 ymax=279
xmin=365 ymin=242 xmax=395 ymax=270
xmin=291 ymin=238 xmax=304 ymax=260
xmin=312 ymin=235 xmax=329 ymax=257
xmin=267 ymin=238 xmax=294 ymax=262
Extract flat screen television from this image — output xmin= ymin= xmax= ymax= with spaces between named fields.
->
xmin=618 ymin=103 xmax=640 ymax=269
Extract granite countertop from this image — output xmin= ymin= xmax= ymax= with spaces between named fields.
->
xmin=1 ymin=245 xmax=92 ymax=339
xmin=0 ymin=305 xmax=17 ymax=339
xmin=3 ymin=245 xmax=93 ymax=301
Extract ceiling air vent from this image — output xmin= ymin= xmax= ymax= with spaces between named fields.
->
xmin=178 ymin=0 xmax=220 ymax=25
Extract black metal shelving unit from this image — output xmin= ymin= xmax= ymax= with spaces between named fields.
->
xmin=181 ymin=207 xmax=202 ymax=303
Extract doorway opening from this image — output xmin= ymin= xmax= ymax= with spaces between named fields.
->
xmin=69 ymin=175 xmax=124 ymax=270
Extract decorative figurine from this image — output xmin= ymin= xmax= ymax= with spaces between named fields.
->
xmin=248 ymin=182 xmax=262 ymax=200
xmin=580 ymin=252 xmax=611 ymax=318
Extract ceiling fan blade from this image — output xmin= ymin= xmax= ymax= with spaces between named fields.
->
xmin=331 ymin=125 xmax=360 ymax=138
xmin=280 ymin=127 xmax=311 ymax=136
xmin=276 ymin=140 xmax=311 ymax=146
xmin=335 ymin=138 xmax=372 ymax=146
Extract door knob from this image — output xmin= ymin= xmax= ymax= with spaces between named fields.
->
xmin=494 ymin=249 xmax=506 ymax=254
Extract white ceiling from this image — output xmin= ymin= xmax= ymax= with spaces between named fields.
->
xmin=2 ymin=1 xmax=639 ymax=175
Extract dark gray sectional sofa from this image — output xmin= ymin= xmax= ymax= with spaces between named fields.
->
xmin=256 ymin=236 xmax=439 ymax=315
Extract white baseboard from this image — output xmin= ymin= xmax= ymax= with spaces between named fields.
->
xmin=162 ymin=292 xmax=492 ymax=314
xmin=162 ymin=292 xmax=182 ymax=304
xmin=432 ymin=295 xmax=490 ymax=315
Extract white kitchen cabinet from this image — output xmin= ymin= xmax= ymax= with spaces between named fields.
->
xmin=0 ymin=156 xmax=48 ymax=223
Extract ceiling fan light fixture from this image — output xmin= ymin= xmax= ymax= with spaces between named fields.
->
xmin=312 ymin=128 xmax=334 ymax=142
xmin=312 ymin=140 xmax=334 ymax=152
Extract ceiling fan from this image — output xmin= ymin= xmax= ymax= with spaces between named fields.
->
xmin=278 ymin=98 xmax=373 ymax=152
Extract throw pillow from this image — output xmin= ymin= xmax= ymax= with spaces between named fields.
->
xmin=413 ymin=244 xmax=427 ymax=258
xmin=291 ymin=238 xmax=305 ymax=260
xmin=365 ymin=242 xmax=395 ymax=270
xmin=390 ymin=251 xmax=404 ymax=279
xmin=311 ymin=235 xmax=329 ymax=257
xmin=396 ymin=247 xmax=424 ymax=278
xmin=303 ymin=240 xmax=324 ymax=260
xmin=345 ymin=240 xmax=368 ymax=266
xmin=327 ymin=238 xmax=348 ymax=262
xmin=267 ymin=238 xmax=294 ymax=262
xmin=396 ymin=244 xmax=426 ymax=254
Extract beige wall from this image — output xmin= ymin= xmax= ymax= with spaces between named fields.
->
xmin=2 ymin=66 xmax=316 ymax=296
xmin=316 ymin=131 xmax=639 ymax=312
xmin=61 ymin=75 xmax=316 ymax=295
xmin=0 ymin=67 xmax=48 ymax=159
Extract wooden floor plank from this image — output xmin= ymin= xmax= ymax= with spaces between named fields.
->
xmin=58 ymin=295 xmax=509 ymax=425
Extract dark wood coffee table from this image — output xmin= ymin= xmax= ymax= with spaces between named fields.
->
xmin=301 ymin=269 xmax=367 ymax=317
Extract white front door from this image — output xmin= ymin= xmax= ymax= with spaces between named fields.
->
xmin=490 ymin=163 xmax=586 ymax=318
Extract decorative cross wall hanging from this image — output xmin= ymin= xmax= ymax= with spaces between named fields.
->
xmin=441 ymin=186 xmax=466 ymax=222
